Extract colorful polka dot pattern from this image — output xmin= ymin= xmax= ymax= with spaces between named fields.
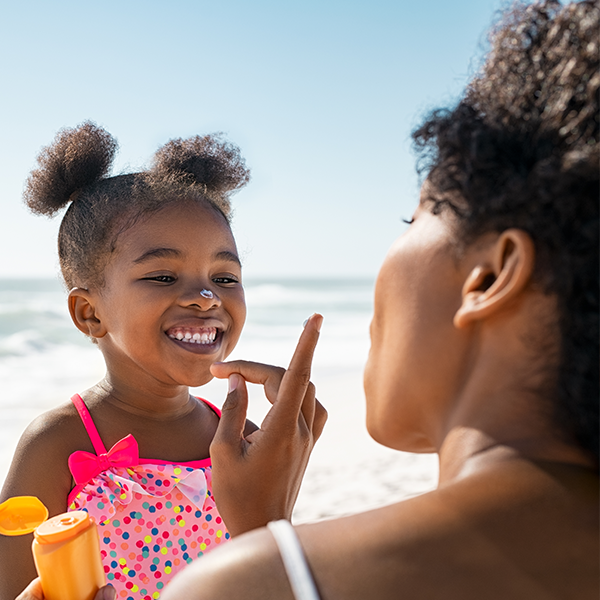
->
xmin=68 ymin=463 xmax=229 ymax=598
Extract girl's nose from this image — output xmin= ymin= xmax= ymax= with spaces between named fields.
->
xmin=181 ymin=286 xmax=221 ymax=310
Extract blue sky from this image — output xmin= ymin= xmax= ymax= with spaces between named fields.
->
xmin=0 ymin=0 xmax=508 ymax=279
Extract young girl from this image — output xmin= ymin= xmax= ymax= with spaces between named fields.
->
xmin=0 ymin=124 xmax=325 ymax=600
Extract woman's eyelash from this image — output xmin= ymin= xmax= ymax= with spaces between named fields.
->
xmin=402 ymin=217 xmax=414 ymax=225
xmin=213 ymin=276 xmax=239 ymax=284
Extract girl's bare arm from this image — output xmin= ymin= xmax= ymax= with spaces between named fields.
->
xmin=0 ymin=409 xmax=76 ymax=600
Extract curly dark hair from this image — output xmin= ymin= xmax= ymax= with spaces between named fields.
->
xmin=24 ymin=122 xmax=250 ymax=290
xmin=412 ymin=0 xmax=599 ymax=465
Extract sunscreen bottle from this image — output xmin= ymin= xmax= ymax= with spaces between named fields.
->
xmin=0 ymin=496 xmax=105 ymax=600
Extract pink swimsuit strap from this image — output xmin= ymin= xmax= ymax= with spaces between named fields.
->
xmin=70 ymin=393 xmax=222 ymax=457
xmin=71 ymin=394 xmax=107 ymax=454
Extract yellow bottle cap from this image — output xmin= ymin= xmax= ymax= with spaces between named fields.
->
xmin=0 ymin=496 xmax=49 ymax=536
xmin=34 ymin=511 xmax=92 ymax=545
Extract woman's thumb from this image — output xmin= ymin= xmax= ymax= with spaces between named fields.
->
xmin=97 ymin=585 xmax=116 ymax=600
xmin=212 ymin=374 xmax=248 ymax=449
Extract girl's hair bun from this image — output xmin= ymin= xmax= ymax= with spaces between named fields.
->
xmin=152 ymin=134 xmax=250 ymax=198
xmin=24 ymin=121 xmax=118 ymax=216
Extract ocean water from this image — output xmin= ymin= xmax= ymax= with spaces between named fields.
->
xmin=0 ymin=276 xmax=438 ymax=520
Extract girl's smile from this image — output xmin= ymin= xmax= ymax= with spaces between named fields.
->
xmin=167 ymin=325 xmax=218 ymax=346
xmin=166 ymin=321 xmax=223 ymax=354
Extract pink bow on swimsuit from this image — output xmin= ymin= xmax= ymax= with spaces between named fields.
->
xmin=69 ymin=434 xmax=139 ymax=485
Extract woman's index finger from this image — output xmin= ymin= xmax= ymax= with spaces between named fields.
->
xmin=286 ymin=313 xmax=322 ymax=380
xmin=289 ymin=313 xmax=323 ymax=368
xmin=269 ymin=313 xmax=323 ymax=423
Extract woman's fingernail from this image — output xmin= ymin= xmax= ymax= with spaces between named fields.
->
xmin=228 ymin=374 xmax=239 ymax=393
xmin=304 ymin=314 xmax=323 ymax=331
xmin=314 ymin=314 xmax=323 ymax=332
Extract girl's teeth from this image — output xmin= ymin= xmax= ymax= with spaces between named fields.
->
xmin=168 ymin=328 xmax=217 ymax=344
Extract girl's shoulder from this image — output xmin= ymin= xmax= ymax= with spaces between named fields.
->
xmin=1 ymin=400 xmax=95 ymax=512
xmin=18 ymin=400 xmax=95 ymax=456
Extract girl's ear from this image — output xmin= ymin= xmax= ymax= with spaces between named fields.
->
xmin=68 ymin=288 xmax=107 ymax=339
xmin=454 ymin=229 xmax=535 ymax=329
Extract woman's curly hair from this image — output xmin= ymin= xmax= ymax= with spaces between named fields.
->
xmin=23 ymin=123 xmax=250 ymax=290
xmin=412 ymin=0 xmax=599 ymax=464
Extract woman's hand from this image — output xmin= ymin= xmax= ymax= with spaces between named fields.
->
xmin=209 ymin=313 xmax=327 ymax=536
xmin=16 ymin=579 xmax=115 ymax=600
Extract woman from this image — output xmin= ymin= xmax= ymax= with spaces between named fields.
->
xmin=162 ymin=1 xmax=599 ymax=599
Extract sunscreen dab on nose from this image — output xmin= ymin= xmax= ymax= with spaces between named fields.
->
xmin=0 ymin=496 xmax=105 ymax=600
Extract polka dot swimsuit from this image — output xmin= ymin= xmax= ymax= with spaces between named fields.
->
xmin=67 ymin=394 xmax=230 ymax=599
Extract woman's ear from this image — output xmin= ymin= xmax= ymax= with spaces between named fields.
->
xmin=454 ymin=229 xmax=535 ymax=328
xmin=68 ymin=288 xmax=107 ymax=339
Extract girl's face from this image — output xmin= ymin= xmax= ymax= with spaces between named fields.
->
xmin=93 ymin=200 xmax=246 ymax=389
xmin=363 ymin=194 xmax=472 ymax=453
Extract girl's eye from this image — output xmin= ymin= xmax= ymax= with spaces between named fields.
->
xmin=145 ymin=275 xmax=176 ymax=283
xmin=212 ymin=276 xmax=239 ymax=285
xmin=402 ymin=217 xmax=415 ymax=225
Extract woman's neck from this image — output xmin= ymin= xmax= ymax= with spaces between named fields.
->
xmin=437 ymin=425 xmax=596 ymax=485
xmin=432 ymin=294 xmax=595 ymax=484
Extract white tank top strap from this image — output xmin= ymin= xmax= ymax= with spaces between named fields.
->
xmin=267 ymin=520 xmax=321 ymax=600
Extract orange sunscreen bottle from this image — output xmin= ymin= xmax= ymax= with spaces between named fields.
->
xmin=0 ymin=497 xmax=105 ymax=600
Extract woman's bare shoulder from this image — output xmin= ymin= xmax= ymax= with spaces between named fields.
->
xmin=297 ymin=461 xmax=599 ymax=600
xmin=161 ymin=496 xmax=461 ymax=600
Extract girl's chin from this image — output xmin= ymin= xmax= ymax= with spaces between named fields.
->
xmin=183 ymin=373 xmax=215 ymax=388
xmin=165 ymin=367 xmax=214 ymax=389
